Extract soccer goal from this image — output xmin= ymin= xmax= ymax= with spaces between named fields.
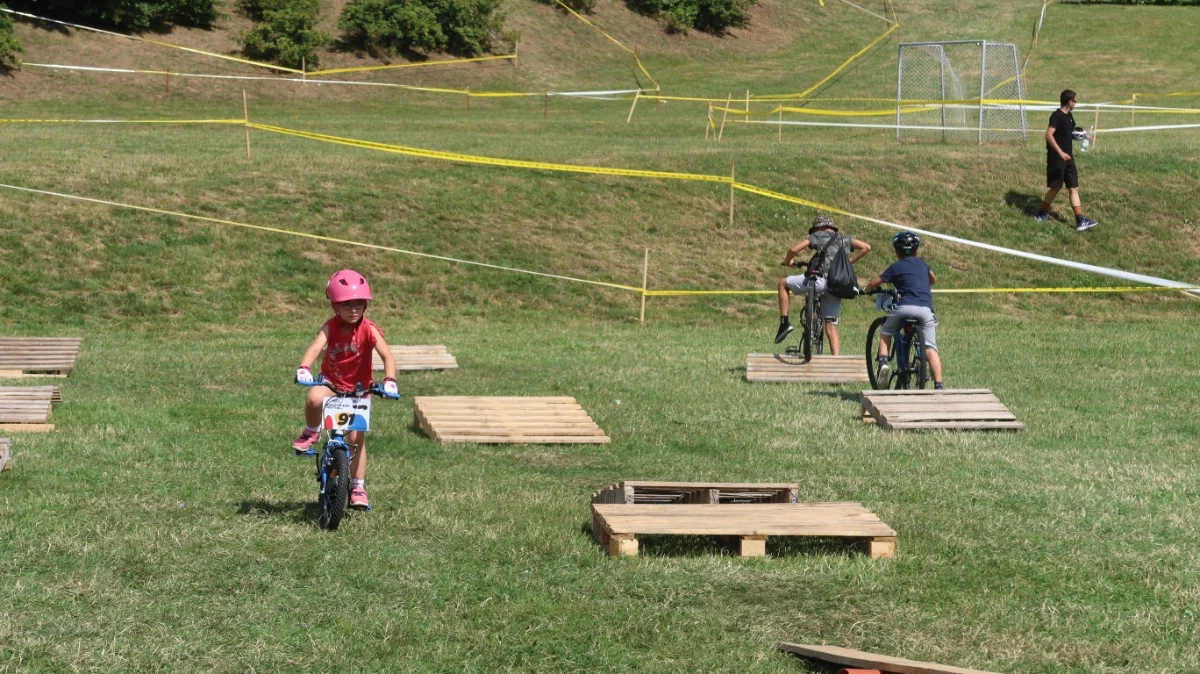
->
xmin=896 ymin=41 xmax=1027 ymax=144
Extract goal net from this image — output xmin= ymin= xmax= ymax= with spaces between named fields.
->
xmin=896 ymin=41 xmax=1027 ymax=144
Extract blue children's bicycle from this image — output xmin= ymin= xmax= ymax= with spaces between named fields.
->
xmin=296 ymin=376 xmax=399 ymax=530
xmin=864 ymin=287 xmax=928 ymax=391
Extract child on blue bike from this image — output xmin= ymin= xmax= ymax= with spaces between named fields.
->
xmin=293 ymin=269 xmax=400 ymax=510
xmin=862 ymin=231 xmax=945 ymax=390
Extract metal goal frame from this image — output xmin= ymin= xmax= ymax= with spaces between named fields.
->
xmin=896 ymin=40 xmax=1027 ymax=145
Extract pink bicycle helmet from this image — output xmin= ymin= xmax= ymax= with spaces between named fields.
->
xmin=326 ymin=269 xmax=373 ymax=303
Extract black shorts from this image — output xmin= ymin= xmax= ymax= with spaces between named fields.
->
xmin=1046 ymin=156 xmax=1079 ymax=189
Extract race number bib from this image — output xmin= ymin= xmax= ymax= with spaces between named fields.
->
xmin=322 ymin=396 xmax=371 ymax=433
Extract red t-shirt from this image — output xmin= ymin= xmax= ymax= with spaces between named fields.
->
xmin=320 ymin=317 xmax=381 ymax=392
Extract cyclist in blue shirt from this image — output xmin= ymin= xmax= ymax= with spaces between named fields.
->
xmin=862 ymin=231 xmax=945 ymax=389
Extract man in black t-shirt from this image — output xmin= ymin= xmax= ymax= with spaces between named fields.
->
xmin=1035 ymin=89 xmax=1099 ymax=232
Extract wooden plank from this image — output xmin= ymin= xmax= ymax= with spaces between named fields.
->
xmin=884 ymin=421 xmax=1025 ymax=431
xmin=864 ymin=388 xmax=994 ymax=396
xmin=862 ymin=389 xmax=1021 ymax=432
xmin=0 ymin=387 xmax=61 ymax=403
xmin=0 ymin=437 xmax=10 ymax=472
xmin=0 ymin=424 xmax=54 ymax=432
xmin=438 ymin=434 xmax=610 ymax=444
xmin=593 ymin=503 xmax=895 ymax=538
xmin=738 ymin=535 xmax=767 ymax=557
xmin=776 ymin=643 xmax=1001 ymax=674
xmin=746 ymin=354 xmax=870 ymax=384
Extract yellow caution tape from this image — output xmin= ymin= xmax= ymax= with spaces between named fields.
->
xmin=1 ymin=8 xmax=302 ymax=74
xmin=552 ymin=0 xmax=659 ymax=89
xmin=0 ymin=183 xmax=643 ymax=293
xmin=644 ymin=286 xmax=1197 ymax=297
xmin=780 ymin=22 xmax=899 ymax=100
xmin=248 ymin=123 xmax=725 ymax=183
xmin=0 ymin=118 xmax=244 ymax=124
xmin=715 ymin=104 xmax=939 ymax=118
xmin=4 ymin=182 xmax=1191 ymax=299
xmin=307 ymin=54 xmax=516 ymax=77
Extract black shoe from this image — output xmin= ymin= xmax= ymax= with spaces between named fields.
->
xmin=774 ymin=323 xmax=794 ymax=344
xmin=934 ymin=382 xmax=945 ymax=390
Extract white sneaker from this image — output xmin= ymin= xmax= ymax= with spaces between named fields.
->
xmin=875 ymin=360 xmax=892 ymax=390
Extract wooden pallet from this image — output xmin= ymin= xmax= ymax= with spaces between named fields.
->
xmin=777 ymin=643 xmax=1001 ymax=674
xmin=0 ymin=438 xmax=10 ymax=472
xmin=747 ymin=354 xmax=870 ymax=384
xmin=0 ymin=387 xmax=55 ymax=432
xmin=373 ymin=345 xmax=458 ymax=372
xmin=0 ymin=386 xmax=62 ymax=404
xmin=592 ymin=503 xmax=896 ymax=558
xmin=0 ymin=337 xmax=82 ymax=377
xmin=861 ymin=389 xmax=1023 ymax=431
xmin=592 ymin=481 xmax=799 ymax=505
xmin=414 ymin=396 xmax=610 ymax=444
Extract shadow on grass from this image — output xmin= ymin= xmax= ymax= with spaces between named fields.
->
xmin=581 ymin=522 xmax=873 ymax=558
xmin=237 ymin=498 xmax=319 ymax=525
xmin=1005 ymin=190 xmax=1067 ymax=222
xmin=806 ymin=389 xmax=861 ymax=403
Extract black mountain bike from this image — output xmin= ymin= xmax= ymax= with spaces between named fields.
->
xmin=864 ymin=287 xmax=928 ymax=390
xmin=784 ymin=259 xmax=824 ymax=362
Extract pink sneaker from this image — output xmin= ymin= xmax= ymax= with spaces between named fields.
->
xmin=350 ymin=486 xmax=370 ymax=510
xmin=292 ymin=428 xmax=321 ymax=456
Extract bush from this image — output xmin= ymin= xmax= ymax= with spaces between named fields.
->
xmin=626 ymin=0 xmax=753 ymax=34
xmin=4 ymin=0 xmax=221 ymax=31
xmin=240 ymin=5 xmax=330 ymax=69
xmin=339 ymin=0 xmax=506 ymax=57
xmin=0 ymin=4 xmax=21 ymax=68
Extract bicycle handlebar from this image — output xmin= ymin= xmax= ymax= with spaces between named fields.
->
xmin=295 ymin=375 xmax=400 ymax=399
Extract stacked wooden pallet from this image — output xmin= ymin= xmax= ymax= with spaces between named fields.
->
xmin=746 ymin=354 xmax=870 ymax=384
xmin=372 ymin=345 xmax=458 ymax=371
xmin=592 ymin=501 xmax=896 ymax=559
xmin=861 ymin=389 xmax=1023 ymax=431
xmin=0 ymin=337 xmax=83 ymax=377
xmin=0 ymin=437 xmax=11 ymax=472
xmin=777 ymin=643 xmax=1001 ymax=674
xmin=0 ymin=386 xmax=56 ymax=432
xmin=414 ymin=396 xmax=610 ymax=444
xmin=592 ymin=481 xmax=799 ymax=506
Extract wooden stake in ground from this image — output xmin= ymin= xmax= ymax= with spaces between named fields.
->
xmin=778 ymin=109 xmax=783 ymax=142
xmin=626 ymin=90 xmax=641 ymax=124
xmin=744 ymin=89 xmax=750 ymax=123
xmin=514 ymin=39 xmax=519 ymax=68
xmin=717 ymin=94 xmax=732 ymax=141
xmin=242 ymin=90 xmax=251 ymax=160
xmin=1092 ymin=106 xmax=1100 ymax=151
xmin=544 ymin=91 xmax=549 ymax=120
xmin=728 ymin=160 xmax=736 ymax=227
xmin=466 ymin=88 xmax=471 ymax=114
xmin=639 ymin=248 xmax=649 ymax=324
xmin=705 ymin=104 xmax=713 ymax=140
xmin=302 ymin=57 xmax=306 ymax=82
xmin=164 ymin=72 xmax=170 ymax=100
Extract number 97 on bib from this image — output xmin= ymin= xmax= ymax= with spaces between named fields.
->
xmin=322 ymin=397 xmax=372 ymax=433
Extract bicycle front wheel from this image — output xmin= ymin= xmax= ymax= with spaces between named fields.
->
xmin=865 ymin=317 xmax=889 ymax=390
xmin=802 ymin=286 xmax=818 ymax=361
xmin=318 ymin=447 xmax=350 ymax=531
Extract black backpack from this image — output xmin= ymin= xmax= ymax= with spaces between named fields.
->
xmin=816 ymin=234 xmax=860 ymax=299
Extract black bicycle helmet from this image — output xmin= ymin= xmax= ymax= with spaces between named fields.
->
xmin=807 ymin=214 xmax=838 ymax=234
xmin=892 ymin=231 xmax=921 ymax=254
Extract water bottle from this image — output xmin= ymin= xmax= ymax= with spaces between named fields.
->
xmin=1081 ymin=126 xmax=1093 ymax=153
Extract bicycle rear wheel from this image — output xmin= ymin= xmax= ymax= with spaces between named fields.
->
xmin=865 ymin=317 xmax=890 ymax=390
xmin=895 ymin=328 xmax=928 ymax=390
xmin=317 ymin=446 xmax=350 ymax=531
xmin=811 ymin=297 xmax=825 ymax=356
xmin=911 ymin=325 xmax=929 ymax=389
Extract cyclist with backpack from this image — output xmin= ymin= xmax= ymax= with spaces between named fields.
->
xmin=774 ymin=214 xmax=872 ymax=355
xmin=862 ymin=231 xmax=945 ymax=389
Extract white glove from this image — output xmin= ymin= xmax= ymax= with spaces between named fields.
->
xmin=296 ymin=366 xmax=314 ymax=385
xmin=382 ymin=377 xmax=400 ymax=398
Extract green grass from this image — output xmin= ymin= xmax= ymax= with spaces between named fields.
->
xmin=1 ymin=0 xmax=1199 ymax=671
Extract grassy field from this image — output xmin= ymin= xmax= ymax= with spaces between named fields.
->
xmin=1 ymin=0 xmax=1199 ymax=671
